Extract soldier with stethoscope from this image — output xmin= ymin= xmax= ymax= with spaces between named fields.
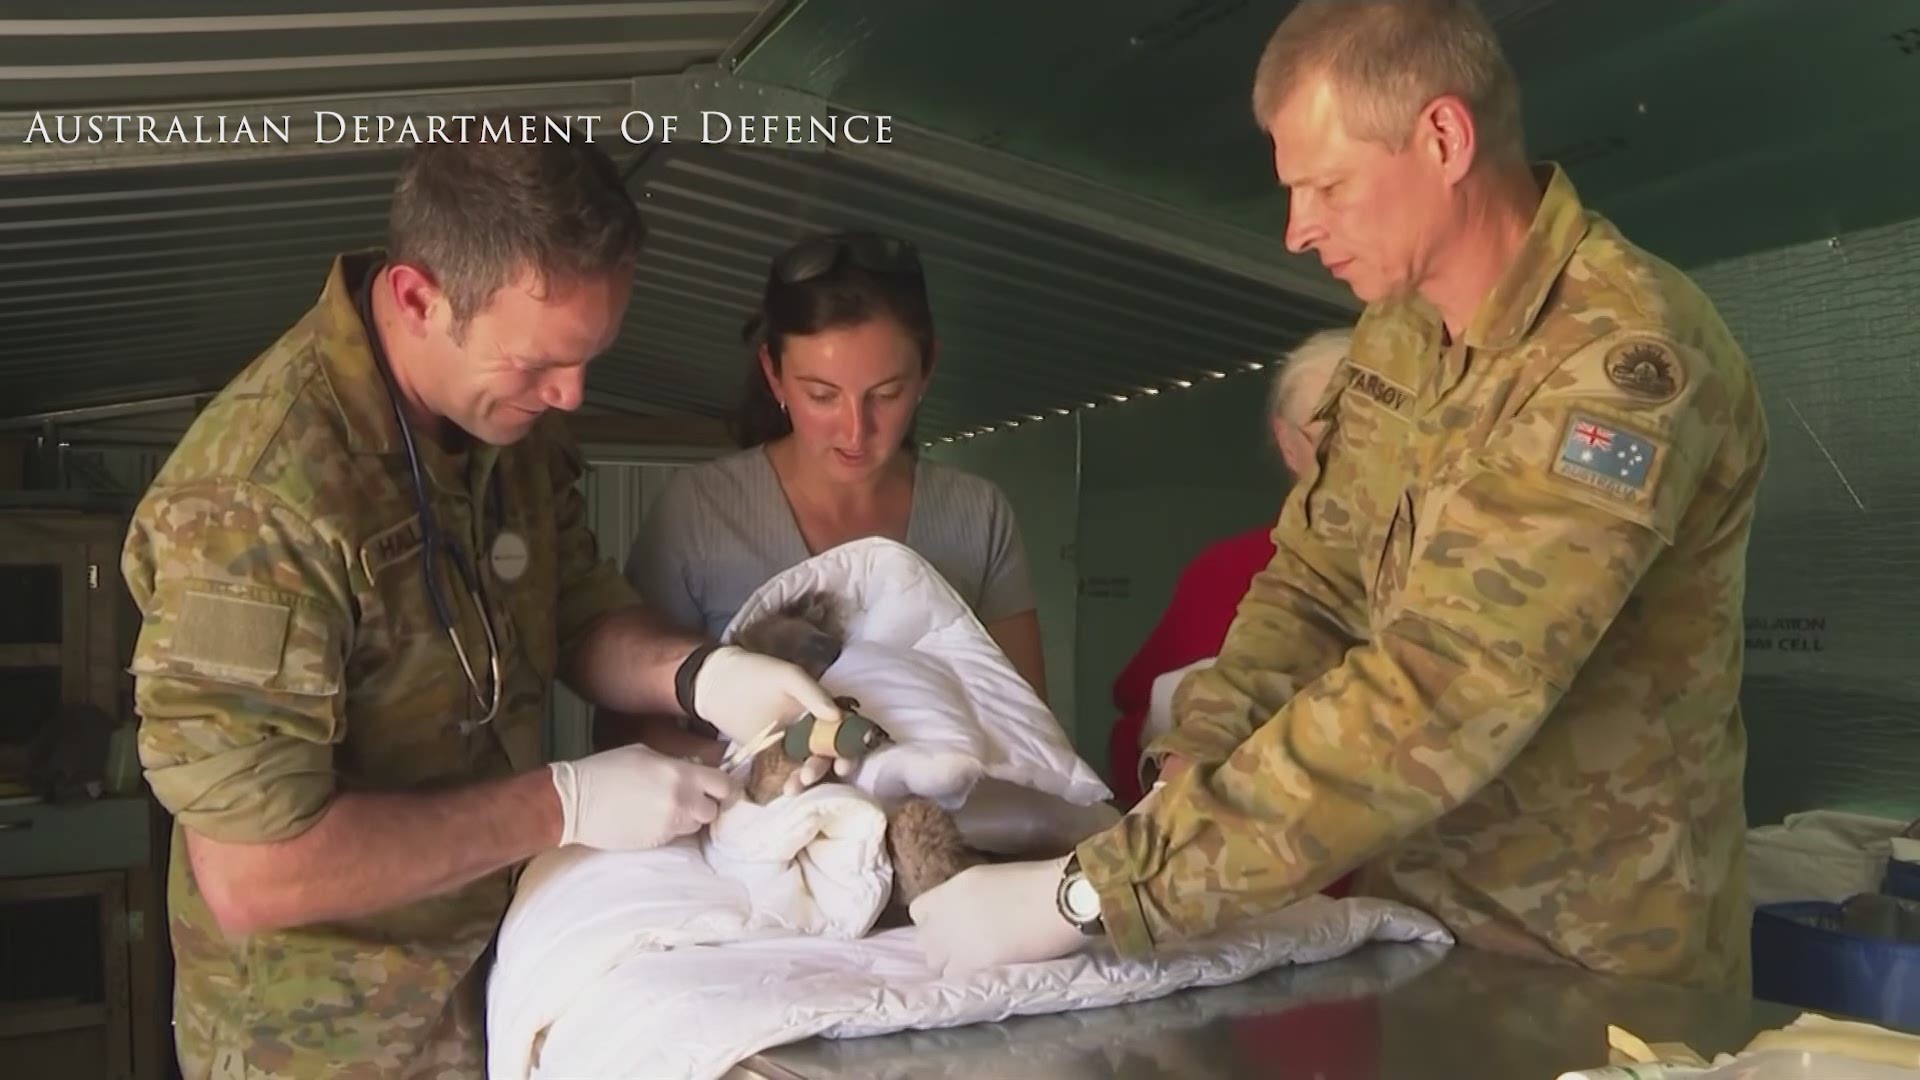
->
xmin=119 ymin=134 xmax=840 ymax=1080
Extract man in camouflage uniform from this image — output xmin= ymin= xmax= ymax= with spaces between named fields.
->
xmin=124 ymin=137 xmax=844 ymax=1078
xmin=912 ymin=0 xmax=1765 ymax=992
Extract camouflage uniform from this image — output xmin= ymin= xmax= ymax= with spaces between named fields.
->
xmin=1077 ymin=165 xmax=1767 ymax=992
xmin=122 ymin=253 xmax=638 ymax=1078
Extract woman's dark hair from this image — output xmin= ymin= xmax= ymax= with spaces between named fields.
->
xmin=730 ymin=230 xmax=936 ymax=451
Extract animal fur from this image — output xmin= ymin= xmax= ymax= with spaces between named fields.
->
xmin=734 ymin=592 xmax=989 ymax=915
xmin=733 ymin=592 xmax=845 ymax=683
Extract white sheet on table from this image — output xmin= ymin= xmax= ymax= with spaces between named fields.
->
xmin=486 ymin=538 xmax=1450 ymax=1079
xmin=525 ymin=895 xmax=1451 ymax=1080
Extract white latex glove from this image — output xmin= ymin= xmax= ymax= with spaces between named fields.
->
xmin=910 ymin=856 xmax=1087 ymax=976
xmin=548 ymin=744 xmax=740 ymax=851
xmin=780 ymin=754 xmax=858 ymax=798
xmin=691 ymin=645 xmax=843 ymax=744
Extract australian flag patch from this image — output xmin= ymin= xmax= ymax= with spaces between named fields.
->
xmin=1551 ymin=413 xmax=1659 ymax=503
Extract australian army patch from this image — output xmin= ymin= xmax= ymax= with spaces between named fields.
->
xmin=1603 ymin=337 xmax=1683 ymax=401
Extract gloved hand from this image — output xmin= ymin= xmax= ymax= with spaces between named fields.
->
xmin=689 ymin=645 xmax=843 ymax=745
xmin=548 ymin=744 xmax=740 ymax=851
xmin=780 ymin=754 xmax=857 ymax=798
xmin=910 ymin=856 xmax=1088 ymax=975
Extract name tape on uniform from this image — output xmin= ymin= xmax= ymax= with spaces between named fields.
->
xmin=1344 ymin=366 xmax=1415 ymax=418
xmin=361 ymin=514 xmax=425 ymax=579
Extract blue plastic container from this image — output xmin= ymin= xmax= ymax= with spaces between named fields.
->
xmin=1752 ymin=898 xmax=1920 ymax=1030
xmin=1883 ymin=858 xmax=1920 ymax=902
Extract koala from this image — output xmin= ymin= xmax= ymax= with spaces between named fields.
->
xmin=732 ymin=592 xmax=988 ymax=920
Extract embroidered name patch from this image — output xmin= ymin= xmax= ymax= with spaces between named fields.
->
xmin=1551 ymin=413 xmax=1661 ymax=505
xmin=1344 ymin=366 xmax=1415 ymax=417
xmin=360 ymin=514 xmax=424 ymax=580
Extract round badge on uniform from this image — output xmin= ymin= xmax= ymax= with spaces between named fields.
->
xmin=489 ymin=530 xmax=530 ymax=583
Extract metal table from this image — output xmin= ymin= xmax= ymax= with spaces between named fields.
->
xmin=735 ymin=943 xmax=1809 ymax=1079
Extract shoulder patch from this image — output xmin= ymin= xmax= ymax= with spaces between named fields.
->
xmin=1602 ymin=337 xmax=1684 ymax=402
xmin=1342 ymin=365 xmax=1416 ymax=419
xmin=1550 ymin=413 xmax=1665 ymax=508
xmin=173 ymin=589 xmax=292 ymax=678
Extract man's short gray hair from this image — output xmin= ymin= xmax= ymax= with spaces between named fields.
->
xmin=1251 ymin=0 xmax=1525 ymax=165
xmin=1269 ymin=327 xmax=1351 ymax=426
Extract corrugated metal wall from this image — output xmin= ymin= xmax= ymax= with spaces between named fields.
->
xmin=1692 ymin=218 xmax=1920 ymax=826
xmin=928 ymin=415 xmax=1082 ymax=736
xmin=546 ymin=446 xmax=717 ymax=761
xmin=741 ymin=0 xmax=1920 ymax=270
xmin=617 ymin=139 xmax=1350 ymax=439
xmin=2 ymin=3 xmax=1357 ymax=443
xmin=934 ymin=359 xmax=1301 ymax=767
xmin=0 ymin=2 xmax=767 ymax=420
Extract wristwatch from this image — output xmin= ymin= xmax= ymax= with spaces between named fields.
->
xmin=1056 ymin=854 xmax=1105 ymax=936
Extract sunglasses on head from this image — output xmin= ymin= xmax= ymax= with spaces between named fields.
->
xmin=770 ymin=231 xmax=923 ymax=285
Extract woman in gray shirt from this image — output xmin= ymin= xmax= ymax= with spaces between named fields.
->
xmin=610 ymin=231 xmax=1046 ymax=754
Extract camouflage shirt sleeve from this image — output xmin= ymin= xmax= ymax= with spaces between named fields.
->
xmin=1146 ymin=377 xmax=1370 ymax=770
xmin=123 ymin=479 xmax=352 ymax=844
xmin=546 ymin=421 xmax=643 ymax=659
xmin=1079 ymin=330 xmax=1728 ymax=957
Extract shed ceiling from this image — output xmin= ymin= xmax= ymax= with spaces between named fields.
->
xmin=4 ymin=1 xmax=1912 ymax=442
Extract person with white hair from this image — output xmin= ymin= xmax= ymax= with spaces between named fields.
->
xmin=914 ymin=0 xmax=1764 ymax=990
xmin=1266 ymin=326 xmax=1350 ymax=477
xmin=1092 ymin=326 xmax=1376 ymax=1072
xmin=1103 ymin=326 xmax=1352 ymax=810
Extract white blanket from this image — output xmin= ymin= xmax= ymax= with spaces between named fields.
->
xmin=516 ymin=893 xmax=1449 ymax=1080
xmin=721 ymin=537 xmax=1110 ymax=812
xmin=487 ymin=539 xmax=1452 ymax=1079
xmin=705 ymin=929 xmax=1455 ymax=1079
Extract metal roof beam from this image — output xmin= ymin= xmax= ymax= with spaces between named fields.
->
xmin=2 ymin=62 xmax=1352 ymax=312
xmin=635 ymin=69 xmax=1356 ymax=310
xmin=0 ymin=5 xmax=764 ymax=37
xmin=0 ymin=391 xmax=210 ymax=429
xmin=838 ymin=121 xmax=1354 ymax=312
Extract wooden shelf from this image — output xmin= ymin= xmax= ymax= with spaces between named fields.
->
xmin=0 ymin=999 xmax=109 ymax=1039
xmin=0 ymin=643 xmax=62 ymax=666
xmin=0 ymin=509 xmax=166 ymax=1080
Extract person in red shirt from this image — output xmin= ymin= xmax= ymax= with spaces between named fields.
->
xmin=1106 ymin=327 xmax=1350 ymax=811
xmin=1103 ymin=325 xmax=1374 ymax=1075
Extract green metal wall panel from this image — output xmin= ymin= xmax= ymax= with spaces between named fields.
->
xmin=928 ymin=415 xmax=1084 ymax=735
xmin=1071 ymin=366 xmax=1298 ymax=767
xmin=740 ymin=0 xmax=1920 ymax=268
xmin=1692 ymin=217 xmax=1920 ymax=826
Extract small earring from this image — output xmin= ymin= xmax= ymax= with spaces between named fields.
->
xmin=779 ymin=399 xmax=788 ymax=414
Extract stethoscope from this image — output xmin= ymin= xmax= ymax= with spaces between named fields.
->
xmin=356 ymin=267 xmax=526 ymax=733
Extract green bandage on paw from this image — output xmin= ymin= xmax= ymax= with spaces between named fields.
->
xmin=782 ymin=710 xmax=889 ymax=761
